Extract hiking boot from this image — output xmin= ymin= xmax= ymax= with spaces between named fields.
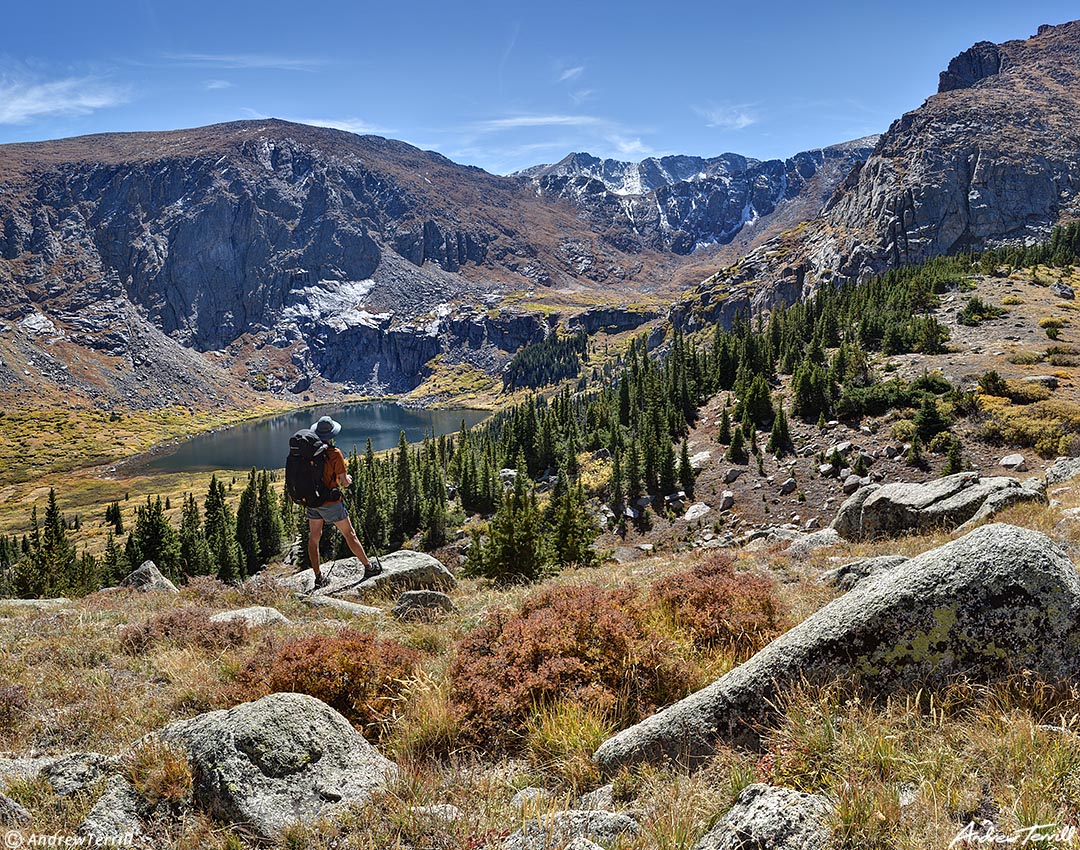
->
xmin=313 ymin=574 xmax=330 ymax=590
xmin=363 ymin=561 xmax=382 ymax=580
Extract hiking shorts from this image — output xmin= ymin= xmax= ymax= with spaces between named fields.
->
xmin=306 ymin=500 xmax=349 ymax=523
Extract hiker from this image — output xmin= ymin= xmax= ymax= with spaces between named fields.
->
xmin=306 ymin=416 xmax=377 ymax=589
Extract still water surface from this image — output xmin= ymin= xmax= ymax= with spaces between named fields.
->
xmin=137 ymin=403 xmax=489 ymax=473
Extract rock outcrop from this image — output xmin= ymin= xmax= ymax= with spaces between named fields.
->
xmin=285 ymin=550 xmax=455 ymax=600
xmin=501 ymin=809 xmax=641 ymax=850
xmin=0 ymin=793 xmax=30 ymax=826
xmin=830 ymin=472 xmax=1044 ymax=541
xmin=159 ymin=692 xmax=398 ymax=839
xmin=691 ymin=784 xmax=832 ymax=850
xmin=77 ymin=776 xmax=145 ymax=843
xmin=119 ymin=561 xmax=179 ymax=594
xmin=391 ymin=590 xmax=456 ymax=620
xmin=208 ymin=606 xmax=290 ymax=627
xmin=594 ymin=524 xmax=1080 ymax=771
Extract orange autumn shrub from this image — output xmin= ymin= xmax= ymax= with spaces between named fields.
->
xmin=448 ymin=583 xmax=693 ymax=748
xmin=647 ymin=553 xmax=785 ymax=657
xmin=231 ymin=630 xmax=421 ymax=741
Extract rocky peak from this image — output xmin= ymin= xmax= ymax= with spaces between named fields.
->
xmin=937 ymin=41 xmax=1002 ymax=92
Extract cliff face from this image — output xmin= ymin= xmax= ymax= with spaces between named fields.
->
xmin=672 ymin=19 xmax=1080 ymax=331
xmin=820 ymin=20 xmax=1080 ymax=279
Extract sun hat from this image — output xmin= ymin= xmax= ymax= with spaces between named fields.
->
xmin=312 ymin=415 xmax=342 ymax=441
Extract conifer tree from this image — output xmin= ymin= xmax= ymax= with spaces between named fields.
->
xmin=464 ymin=472 xmax=549 ymax=583
xmin=610 ymin=449 xmax=625 ymax=516
xmin=678 ymin=440 xmax=695 ymax=498
xmin=393 ymin=432 xmax=419 ymax=545
xmin=125 ymin=496 xmax=181 ymax=580
xmin=626 ymin=441 xmax=643 ymax=503
xmin=255 ymin=471 xmax=284 ymax=563
xmin=659 ymin=441 xmax=678 ymax=496
xmin=907 ymin=434 xmax=925 ymax=468
xmin=718 ymin=407 xmax=731 ymax=444
xmin=178 ymin=493 xmax=213 ymax=578
xmin=236 ymin=469 xmax=260 ymax=574
xmin=727 ymin=426 xmax=748 ymax=463
xmin=101 ymin=531 xmax=128 ymax=587
xmin=914 ymin=396 xmax=949 ymax=441
xmin=204 ymin=476 xmax=241 ymax=583
xmin=766 ymin=407 xmax=791 ymax=456
xmin=943 ymin=438 xmax=964 ymax=476
xmin=551 ymin=481 xmax=597 ymax=569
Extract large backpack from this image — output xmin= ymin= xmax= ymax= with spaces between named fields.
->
xmin=285 ymin=429 xmax=332 ymax=507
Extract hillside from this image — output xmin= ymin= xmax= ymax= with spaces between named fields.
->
xmin=3 ymin=223 xmax=1080 ymax=847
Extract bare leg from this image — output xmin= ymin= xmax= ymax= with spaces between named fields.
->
xmin=308 ymin=517 xmax=324 ymax=580
xmin=333 ymin=516 xmax=371 ymax=568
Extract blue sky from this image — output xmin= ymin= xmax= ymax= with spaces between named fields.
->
xmin=1 ymin=1 xmax=1075 ymax=174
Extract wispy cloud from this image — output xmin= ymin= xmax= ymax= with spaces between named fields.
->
xmin=448 ymin=111 xmax=658 ymax=172
xmin=693 ymin=102 xmax=758 ymax=130
xmin=292 ymin=117 xmax=389 ymax=135
xmin=204 ymin=79 xmax=233 ymax=90
xmin=0 ymin=74 xmax=129 ymax=124
xmin=498 ymin=23 xmax=520 ymax=92
xmin=472 ymin=114 xmax=605 ymax=132
xmin=164 ymin=52 xmax=322 ymax=72
xmin=557 ymin=65 xmax=584 ymax=83
xmin=569 ymin=89 xmax=594 ymax=106
xmin=241 ymin=108 xmax=390 ymax=135
xmin=610 ymin=135 xmax=653 ymax=157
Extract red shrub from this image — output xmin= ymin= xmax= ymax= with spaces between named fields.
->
xmin=448 ymin=583 xmax=693 ymax=748
xmin=119 ymin=606 xmax=248 ymax=655
xmin=231 ymin=630 xmax=421 ymax=741
xmin=647 ymin=553 xmax=785 ymax=657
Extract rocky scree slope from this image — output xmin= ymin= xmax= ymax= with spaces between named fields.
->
xmin=673 ymin=19 xmax=1080 ymax=331
xmin=0 ymin=120 xmax=680 ymax=402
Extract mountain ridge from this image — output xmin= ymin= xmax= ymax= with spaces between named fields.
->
xmin=0 ymin=120 xmax=870 ymax=406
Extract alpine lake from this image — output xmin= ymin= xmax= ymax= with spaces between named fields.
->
xmin=135 ymin=402 xmax=489 ymax=473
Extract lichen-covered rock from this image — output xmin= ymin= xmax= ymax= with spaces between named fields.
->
xmin=819 ymin=555 xmax=909 ymax=590
xmin=594 ymin=524 xmax=1080 ymax=771
xmin=391 ymin=590 xmax=455 ymax=620
xmin=1047 ymin=457 xmax=1080 ymax=485
xmin=832 ymin=473 xmax=1043 ymax=541
xmin=286 ymin=551 xmax=456 ymax=600
xmin=159 ymin=692 xmax=398 ymax=839
xmin=684 ymin=503 xmax=711 ymax=523
xmin=0 ymin=792 xmax=31 ymax=826
xmin=303 ymin=596 xmax=383 ymax=617
xmin=830 ymin=484 xmax=879 ymax=540
xmin=120 ymin=561 xmax=179 ymax=594
xmin=77 ymin=775 xmax=144 ymax=843
xmin=691 ymin=784 xmax=831 ymax=850
xmin=576 ymin=784 xmax=615 ymax=811
xmin=42 ymin=753 xmax=117 ymax=797
xmin=511 ymin=786 xmax=555 ymax=812
xmin=502 ymin=809 xmax=640 ymax=850
xmin=348 ymin=551 xmax=456 ymax=600
xmin=209 ymin=606 xmax=289 ymax=627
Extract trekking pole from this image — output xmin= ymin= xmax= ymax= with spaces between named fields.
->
xmin=360 ymin=521 xmax=383 ymax=573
